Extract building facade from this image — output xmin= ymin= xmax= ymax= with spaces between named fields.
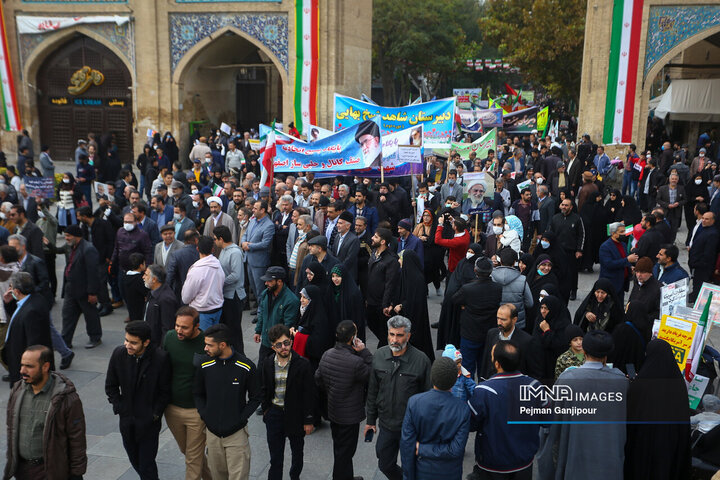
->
xmin=3 ymin=0 xmax=371 ymax=164
xmin=578 ymin=0 xmax=720 ymax=153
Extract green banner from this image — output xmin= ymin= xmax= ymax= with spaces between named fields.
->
xmin=432 ymin=128 xmax=497 ymax=161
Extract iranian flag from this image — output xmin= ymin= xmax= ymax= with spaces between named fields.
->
xmin=294 ymin=0 xmax=319 ymax=135
xmin=0 ymin=3 xmax=21 ymax=131
xmin=259 ymin=126 xmax=277 ymax=188
xmin=602 ymin=0 xmax=644 ymax=145
xmin=685 ymin=292 xmax=712 ymax=383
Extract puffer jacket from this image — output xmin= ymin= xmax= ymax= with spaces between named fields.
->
xmin=4 ymin=373 xmax=87 ymax=480
xmin=315 ymin=343 xmax=373 ymax=425
xmin=491 ymin=266 xmax=533 ymax=329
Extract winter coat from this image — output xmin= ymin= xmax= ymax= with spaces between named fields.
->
xmin=4 ymin=373 xmax=87 ymax=480
xmin=315 ymin=343 xmax=373 ymax=425
xmin=181 ymin=254 xmax=226 ymax=311
xmin=491 ymin=266 xmax=533 ymax=329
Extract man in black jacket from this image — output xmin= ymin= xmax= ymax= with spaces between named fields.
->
xmin=194 ymin=324 xmax=261 ymax=479
xmin=143 ymin=264 xmax=179 ymax=346
xmin=316 ymin=320 xmax=372 ymax=480
xmin=689 ymin=212 xmax=720 ymax=302
xmin=77 ymin=206 xmax=116 ymax=316
xmin=632 ymin=215 xmax=664 ymax=262
xmin=9 ymin=204 xmax=43 ymax=259
xmin=165 ymin=229 xmax=200 ymax=301
xmin=260 ymin=324 xmax=314 ymax=480
xmin=365 ymin=315 xmax=431 ymax=480
xmin=105 ymin=321 xmax=171 ymax=480
xmin=452 ymin=257 xmax=503 ymax=379
xmin=480 ymin=304 xmax=540 ymax=380
xmin=333 ymin=211 xmax=360 ymax=281
xmin=366 ymin=227 xmax=400 ymax=348
xmin=546 ymin=198 xmax=585 ymax=300
xmin=1 ymin=272 xmax=52 ymax=385
xmin=61 ymin=224 xmax=102 ymax=349
xmin=628 ymin=257 xmax=662 ymax=321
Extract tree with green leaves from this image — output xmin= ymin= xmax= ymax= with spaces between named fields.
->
xmin=479 ymin=0 xmax=586 ymax=104
xmin=373 ymin=0 xmax=482 ymax=105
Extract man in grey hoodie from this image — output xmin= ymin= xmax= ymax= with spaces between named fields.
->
xmin=491 ymin=248 xmax=533 ymax=329
xmin=213 ymin=225 xmax=246 ymax=353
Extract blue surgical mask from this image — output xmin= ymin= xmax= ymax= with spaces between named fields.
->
xmin=540 ymin=240 xmax=550 ymax=249
xmin=537 ymin=268 xmax=547 ymax=276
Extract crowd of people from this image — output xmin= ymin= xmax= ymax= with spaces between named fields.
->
xmin=1 ymin=125 xmax=718 ymax=480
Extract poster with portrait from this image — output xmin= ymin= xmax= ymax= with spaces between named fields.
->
xmin=462 ymin=172 xmax=494 ymax=204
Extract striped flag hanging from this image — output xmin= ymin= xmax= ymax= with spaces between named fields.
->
xmin=294 ymin=0 xmax=319 ymax=135
xmin=602 ymin=0 xmax=644 ymax=145
xmin=0 ymin=3 xmax=21 ymax=131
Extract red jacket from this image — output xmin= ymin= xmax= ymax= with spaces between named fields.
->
xmin=434 ymin=225 xmax=470 ymax=272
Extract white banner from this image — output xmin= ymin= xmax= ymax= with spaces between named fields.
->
xmin=16 ymin=15 xmax=130 ymax=35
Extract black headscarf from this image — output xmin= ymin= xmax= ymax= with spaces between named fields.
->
xmin=533 ymin=231 xmax=570 ymax=302
xmin=573 ymin=278 xmax=624 ymax=332
xmin=605 ymin=188 xmax=623 ymax=222
xmin=298 ymin=285 xmax=333 ymax=363
xmin=330 ymin=264 xmax=366 ymax=340
xmin=608 ymin=301 xmax=651 ymax=374
xmin=162 ymin=132 xmax=179 ymax=163
xmin=625 ymin=339 xmax=691 ymax=480
xmin=306 ymin=261 xmax=333 ymax=313
xmin=525 ymin=254 xmax=560 ymax=333
xmin=399 ymin=249 xmax=434 ymax=361
xmin=620 ymin=195 xmax=643 ymax=226
xmin=533 ymin=295 xmax=571 ymax=382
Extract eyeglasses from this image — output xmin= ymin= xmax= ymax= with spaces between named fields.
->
xmin=272 ymin=339 xmax=292 ymax=349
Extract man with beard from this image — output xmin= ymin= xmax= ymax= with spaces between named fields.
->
xmin=366 ymin=228 xmax=400 ymax=347
xmin=355 ymin=120 xmax=382 ymax=168
xmin=355 ymin=215 xmax=372 ymax=296
xmin=479 ymin=304 xmax=538 ymax=380
xmin=365 ymin=316 xmax=431 ymax=480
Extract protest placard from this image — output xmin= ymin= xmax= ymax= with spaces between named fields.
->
xmin=94 ymin=182 xmax=112 ymax=199
xmin=693 ymin=282 xmax=720 ymax=325
xmin=661 ymin=278 xmax=689 ymax=317
xmin=657 ymin=314 xmax=698 ymax=370
xmin=688 ymin=374 xmax=710 ymax=409
xmin=24 ymin=177 xmax=55 ymax=199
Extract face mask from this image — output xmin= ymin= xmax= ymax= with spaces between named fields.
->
xmin=541 ymin=240 xmax=550 ymax=249
xmin=354 ymin=179 xmax=359 ymax=184
xmin=173 ymin=213 xmax=181 ymax=221
xmin=492 ymin=226 xmax=503 ymax=235
xmin=537 ymin=268 xmax=547 ymax=276
xmin=0 ymin=212 xmax=6 ymax=220
xmin=205 ymin=158 xmax=212 ymax=164
xmin=466 ymin=251 xmax=474 ymax=259
xmin=445 ymin=203 xmax=452 ymax=208
xmin=191 ymin=189 xmax=199 ymax=195
xmin=701 ymin=153 xmax=706 ymax=157
xmin=63 ymin=178 xmax=70 ymax=184
xmin=192 ymin=201 xmax=199 ymax=208
xmin=448 ymin=179 xmax=455 ymax=186
xmin=123 ymin=223 xmax=134 ymax=232
xmin=661 ymin=146 xmax=665 ymax=150
xmin=646 ymin=154 xmax=651 ymax=159
xmin=536 ymin=178 xmax=544 ymax=184
xmin=104 ymin=207 xmax=112 ymax=216
xmin=37 ymin=211 xmax=45 ymax=219
xmin=11 ymin=291 xmax=17 ymax=301
xmin=696 ymin=178 xmax=703 ymax=185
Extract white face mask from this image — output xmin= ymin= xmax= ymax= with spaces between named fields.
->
xmin=105 ymin=207 xmax=112 ymax=216
xmin=646 ymin=154 xmax=652 ymax=159
xmin=0 ymin=212 xmax=6 ymax=220
xmin=63 ymin=178 xmax=70 ymax=184
xmin=37 ymin=211 xmax=45 ymax=219
xmin=173 ymin=213 xmax=181 ymax=220
xmin=191 ymin=189 xmax=199 ymax=195
xmin=465 ymin=251 xmax=474 ymax=259
xmin=536 ymin=178 xmax=544 ymax=184
xmin=492 ymin=226 xmax=503 ymax=235
xmin=696 ymin=179 xmax=703 ymax=185
xmin=192 ymin=201 xmax=199 ymax=208
xmin=701 ymin=153 xmax=706 ymax=157
xmin=123 ymin=223 xmax=134 ymax=232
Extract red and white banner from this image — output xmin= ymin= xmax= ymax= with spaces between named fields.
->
xmin=0 ymin=4 xmax=20 ymax=131
xmin=16 ymin=15 xmax=130 ymax=35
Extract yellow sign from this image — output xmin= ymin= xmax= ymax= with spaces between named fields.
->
xmin=67 ymin=66 xmax=104 ymax=95
xmin=657 ymin=314 xmax=697 ymax=370
xmin=536 ymin=106 xmax=549 ymax=133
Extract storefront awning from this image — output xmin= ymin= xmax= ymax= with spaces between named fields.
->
xmin=653 ymin=78 xmax=720 ymax=122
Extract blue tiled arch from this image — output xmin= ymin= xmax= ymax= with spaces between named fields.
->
xmin=645 ymin=5 xmax=720 ymax=78
xmin=169 ymin=12 xmax=288 ymax=74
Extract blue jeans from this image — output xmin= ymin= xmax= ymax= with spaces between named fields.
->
xmin=621 ymin=170 xmax=633 ymax=196
xmin=50 ymin=316 xmax=72 ymax=359
xmin=460 ymin=337 xmax=485 ymax=380
xmin=199 ymin=309 xmax=222 ymax=330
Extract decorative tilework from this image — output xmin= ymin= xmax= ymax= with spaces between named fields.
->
xmin=17 ymin=20 xmax=135 ymax=77
xmin=169 ymin=13 xmax=288 ymax=74
xmin=21 ymin=1 xmax=125 ymax=3
xmin=645 ymin=5 xmax=720 ymax=78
